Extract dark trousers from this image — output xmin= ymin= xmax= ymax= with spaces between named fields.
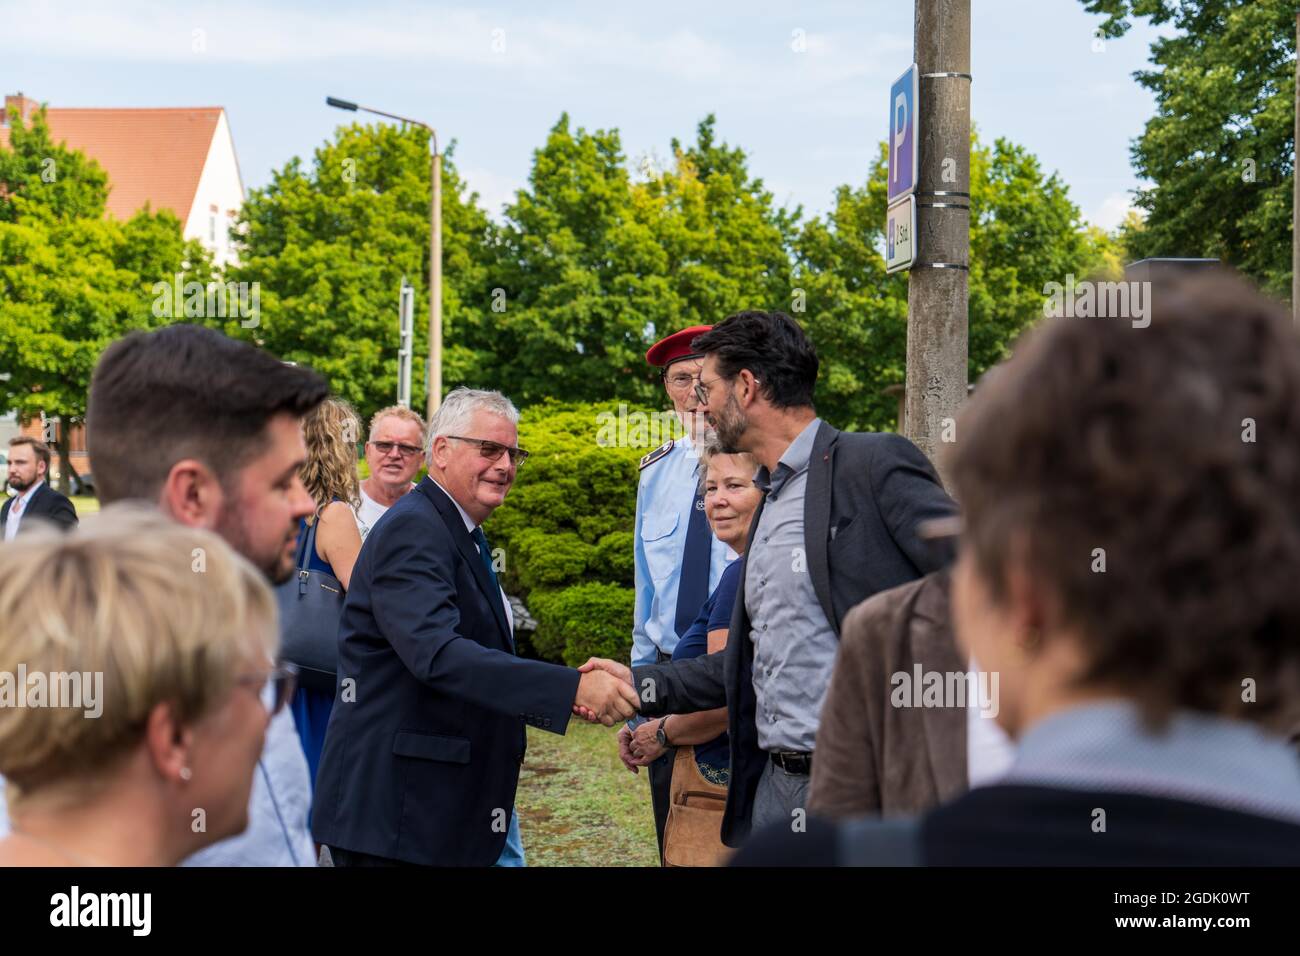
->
xmin=648 ymin=647 xmax=674 ymax=863
xmin=329 ymin=846 xmax=418 ymax=867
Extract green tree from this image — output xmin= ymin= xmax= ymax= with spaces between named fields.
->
xmin=793 ymin=133 xmax=1115 ymax=431
xmin=0 ymin=107 xmax=201 ymax=493
xmin=473 ymin=114 xmax=794 ymax=406
xmin=228 ymin=122 xmax=492 ymax=414
xmin=1081 ymin=0 xmax=1294 ymax=295
xmin=0 ymin=109 xmax=108 ymax=224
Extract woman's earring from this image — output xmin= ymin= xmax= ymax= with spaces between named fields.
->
xmin=179 ymin=766 xmax=193 ymax=782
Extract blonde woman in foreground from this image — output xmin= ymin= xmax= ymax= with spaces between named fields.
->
xmin=0 ymin=506 xmax=293 ymax=866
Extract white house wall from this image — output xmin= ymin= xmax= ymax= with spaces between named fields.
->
xmin=185 ymin=110 xmax=245 ymax=269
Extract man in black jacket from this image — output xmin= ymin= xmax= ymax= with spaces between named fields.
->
xmin=583 ymin=311 xmax=957 ymax=848
xmin=2 ymin=437 xmax=77 ymax=540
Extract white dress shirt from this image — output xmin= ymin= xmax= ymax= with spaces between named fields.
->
xmin=4 ymin=480 xmax=44 ymax=541
xmin=429 ymin=479 xmax=514 ymax=633
xmin=966 ymin=657 xmax=1015 ymax=786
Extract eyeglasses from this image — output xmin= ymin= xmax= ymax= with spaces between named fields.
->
xmin=662 ymin=366 xmax=702 ymax=391
xmin=370 ymin=440 xmax=423 ymax=459
xmin=236 ymin=663 xmax=298 ymax=716
xmin=445 ymin=436 xmax=530 ymax=467
xmin=694 ymin=374 xmax=763 ymax=407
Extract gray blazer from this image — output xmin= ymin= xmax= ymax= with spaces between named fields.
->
xmin=633 ymin=420 xmax=957 ymax=846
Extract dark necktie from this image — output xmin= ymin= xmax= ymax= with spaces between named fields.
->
xmin=472 ymin=526 xmax=513 ymax=650
xmin=674 ymin=486 xmax=711 ymax=638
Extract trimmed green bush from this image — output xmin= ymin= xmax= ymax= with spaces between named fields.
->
xmin=592 ymin=531 xmax=635 ymax=586
xmin=513 ymin=529 xmax=595 ymax=590
xmin=530 ymin=582 xmax=637 ymax=667
xmin=484 ymin=400 xmax=659 ymax=663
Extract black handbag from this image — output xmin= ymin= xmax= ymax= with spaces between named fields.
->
xmin=275 ymin=515 xmax=345 ymax=693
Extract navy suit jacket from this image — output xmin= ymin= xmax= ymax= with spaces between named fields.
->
xmin=311 ymin=476 xmax=580 ymax=865
xmin=634 ymin=423 xmax=958 ymax=847
xmin=0 ymin=483 xmax=78 ymax=536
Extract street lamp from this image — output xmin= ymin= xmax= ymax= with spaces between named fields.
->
xmin=327 ymin=96 xmax=443 ymax=418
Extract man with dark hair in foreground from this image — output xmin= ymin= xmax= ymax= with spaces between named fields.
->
xmin=85 ymin=323 xmax=329 ymax=866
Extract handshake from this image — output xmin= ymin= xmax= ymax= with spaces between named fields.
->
xmin=571 ymin=658 xmax=640 ymax=726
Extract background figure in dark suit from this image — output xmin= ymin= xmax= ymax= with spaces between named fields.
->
xmin=2 ymin=437 xmax=77 ymax=540
xmin=583 ymin=311 xmax=958 ymax=848
xmin=313 ymin=387 xmax=639 ymax=867
xmin=734 ymin=268 xmax=1300 ymax=866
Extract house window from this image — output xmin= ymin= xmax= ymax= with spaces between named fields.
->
xmin=209 ymin=215 xmax=217 ymax=243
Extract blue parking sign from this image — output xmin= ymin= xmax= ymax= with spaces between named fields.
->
xmin=888 ymin=64 xmax=918 ymax=203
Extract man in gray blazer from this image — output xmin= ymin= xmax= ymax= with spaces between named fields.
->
xmin=583 ymin=311 xmax=957 ymax=848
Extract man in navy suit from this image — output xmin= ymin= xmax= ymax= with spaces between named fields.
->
xmin=312 ymin=387 xmax=640 ymax=866
xmin=2 ymin=437 xmax=77 ymax=540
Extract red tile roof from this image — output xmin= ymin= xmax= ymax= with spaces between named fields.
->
xmin=1 ymin=106 xmax=222 ymax=224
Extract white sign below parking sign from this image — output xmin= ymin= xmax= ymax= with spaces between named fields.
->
xmin=886 ymin=195 xmax=916 ymax=274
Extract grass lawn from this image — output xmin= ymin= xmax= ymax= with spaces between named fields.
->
xmin=516 ymin=721 xmax=659 ymax=867
xmin=70 ymin=495 xmax=99 ymax=515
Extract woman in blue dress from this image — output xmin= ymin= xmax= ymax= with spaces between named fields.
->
xmin=292 ymin=398 xmax=364 ymax=791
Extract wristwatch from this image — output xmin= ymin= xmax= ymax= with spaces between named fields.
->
xmin=655 ymin=716 xmax=672 ymax=748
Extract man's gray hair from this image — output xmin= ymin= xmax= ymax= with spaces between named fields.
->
xmin=425 ymin=387 xmax=520 ymax=458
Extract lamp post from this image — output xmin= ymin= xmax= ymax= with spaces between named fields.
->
xmin=327 ymin=96 xmax=442 ymax=417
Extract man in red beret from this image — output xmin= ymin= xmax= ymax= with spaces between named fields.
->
xmin=621 ymin=325 xmax=738 ymax=861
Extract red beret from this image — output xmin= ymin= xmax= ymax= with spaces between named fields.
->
xmin=645 ymin=324 xmax=713 ymax=368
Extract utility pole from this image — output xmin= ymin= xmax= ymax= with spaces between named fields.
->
xmin=904 ymin=0 xmax=971 ymax=483
xmin=430 ymin=149 xmax=443 ymax=418
xmin=398 ymin=277 xmax=415 ymax=408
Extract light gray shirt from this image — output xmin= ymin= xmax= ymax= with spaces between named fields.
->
xmin=182 ymin=702 xmax=316 ymax=866
xmin=1001 ymin=700 xmax=1300 ymax=823
xmin=746 ymin=417 xmax=839 ymax=753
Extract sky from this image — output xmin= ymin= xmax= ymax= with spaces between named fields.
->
xmin=0 ymin=0 xmax=1172 ymax=231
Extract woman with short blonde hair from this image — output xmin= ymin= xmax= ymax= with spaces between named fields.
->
xmin=0 ymin=506 xmax=289 ymax=866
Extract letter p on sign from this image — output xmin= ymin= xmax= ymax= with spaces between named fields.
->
xmin=893 ymin=94 xmax=907 ymax=184
xmin=887 ymin=63 xmax=918 ymax=203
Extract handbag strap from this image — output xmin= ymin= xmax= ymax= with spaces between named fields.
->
xmin=296 ymin=514 xmax=321 ymax=572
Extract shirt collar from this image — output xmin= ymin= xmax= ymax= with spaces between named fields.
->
xmin=754 ymin=417 xmax=821 ymax=498
xmin=429 ymin=477 xmax=477 ymax=533
xmin=1003 ymin=699 xmax=1300 ymax=823
xmin=14 ymin=480 xmax=43 ymax=507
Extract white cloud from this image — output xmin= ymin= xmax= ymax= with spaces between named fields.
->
xmin=0 ymin=1 xmax=544 ymax=65
xmin=0 ymin=1 xmax=908 ymax=98
xmin=1089 ymin=191 xmax=1138 ymax=232
xmin=459 ymin=166 xmax=519 ymax=221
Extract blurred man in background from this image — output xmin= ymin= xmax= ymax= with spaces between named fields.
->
xmin=2 ymin=437 xmax=77 ymax=539
xmin=355 ymin=405 xmax=426 ymax=540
